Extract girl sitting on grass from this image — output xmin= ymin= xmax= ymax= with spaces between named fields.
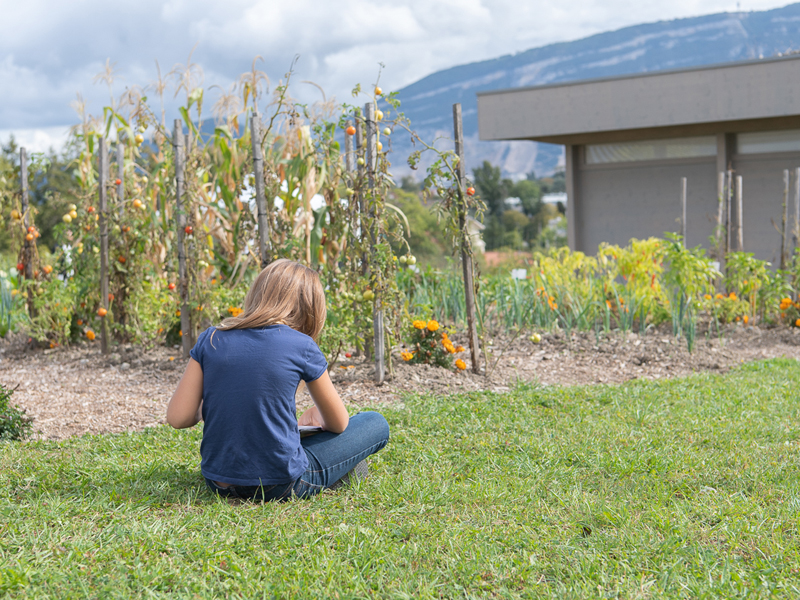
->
xmin=166 ymin=259 xmax=390 ymax=501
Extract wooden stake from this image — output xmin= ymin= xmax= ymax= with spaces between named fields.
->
xmin=794 ymin=167 xmax=800 ymax=251
xmin=116 ymin=142 xmax=124 ymax=217
xmin=98 ymin=138 xmax=110 ymax=355
xmin=364 ymin=102 xmax=384 ymax=384
xmin=680 ymin=177 xmax=687 ymax=246
xmin=453 ymin=103 xmax=481 ymax=374
xmin=174 ymin=120 xmax=192 ymax=359
xmin=726 ymin=169 xmax=733 ymax=256
xmin=736 ymin=175 xmax=743 ymax=251
xmin=251 ymin=112 xmax=271 ymax=268
xmin=19 ymin=147 xmax=35 ymax=318
xmin=781 ymin=169 xmax=790 ymax=270
xmin=716 ymin=171 xmax=725 ymax=258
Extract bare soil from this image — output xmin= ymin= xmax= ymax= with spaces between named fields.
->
xmin=2 ymin=324 xmax=800 ymax=441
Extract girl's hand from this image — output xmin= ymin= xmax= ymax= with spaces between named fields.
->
xmin=298 ymin=405 xmax=325 ymax=428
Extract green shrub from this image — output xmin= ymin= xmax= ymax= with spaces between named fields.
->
xmin=0 ymin=383 xmax=33 ymax=441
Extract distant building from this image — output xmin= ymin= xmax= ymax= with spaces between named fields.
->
xmin=477 ymin=55 xmax=800 ymax=264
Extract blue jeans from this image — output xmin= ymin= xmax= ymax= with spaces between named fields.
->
xmin=205 ymin=411 xmax=390 ymax=501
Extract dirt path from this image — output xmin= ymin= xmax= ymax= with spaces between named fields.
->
xmin=2 ymin=325 xmax=799 ymax=441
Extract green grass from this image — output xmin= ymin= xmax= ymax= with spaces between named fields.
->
xmin=3 ymin=359 xmax=800 ymax=598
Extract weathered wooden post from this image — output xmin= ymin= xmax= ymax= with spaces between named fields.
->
xmin=98 ymin=138 xmax=110 ymax=355
xmin=716 ymin=171 xmax=725 ymax=257
xmin=116 ymin=142 xmax=124 ymax=217
xmin=364 ymin=102 xmax=385 ymax=384
xmin=736 ymin=176 xmax=743 ymax=251
xmin=781 ymin=169 xmax=790 ymax=270
xmin=726 ymin=169 xmax=733 ymax=256
xmin=680 ymin=177 xmax=687 ymax=245
xmin=794 ymin=168 xmax=800 ymax=251
xmin=19 ymin=147 xmax=35 ymax=318
xmin=174 ymin=120 xmax=192 ymax=359
xmin=453 ymin=103 xmax=481 ymax=374
xmin=251 ymin=112 xmax=271 ymax=268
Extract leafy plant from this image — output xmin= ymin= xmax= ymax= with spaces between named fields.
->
xmin=0 ymin=384 xmax=32 ymax=441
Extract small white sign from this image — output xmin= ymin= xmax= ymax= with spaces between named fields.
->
xmin=511 ymin=269 xmax=527 ymax=280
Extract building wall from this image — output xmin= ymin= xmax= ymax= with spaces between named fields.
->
xmin=574 ymin=154 xmax=717 ymax=254
xmin=733 ymin=151 xmax=800 ymax=265
xmin=572 ymin=146 xmax=800 ymax=263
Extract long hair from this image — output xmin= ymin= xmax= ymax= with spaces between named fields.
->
xmin=217 ymin=259 xmax=326 ymax=340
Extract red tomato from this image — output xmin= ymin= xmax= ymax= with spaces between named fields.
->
xmin=115 ymin=178 xmax=122 ymax=186
xmin=345 ymin=352 xmax=352 ymax=358
xmin=466 ymin=187 xmax=475 ymax=196
xmin=346 ymin=126 xmax=356 ymax=136
xmin=168 ymin=283 xmax=176 ymax=290
xmin=16 ymin=262 xmax=24 ymax=272
xmin=185 ymin=226 xmax=193 ymax=235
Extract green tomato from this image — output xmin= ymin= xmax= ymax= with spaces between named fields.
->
xmin=357 ymin=157 xmax=365 ymax=166
xmin=363 ymin=290 xmax=375 ymax=301
xmin=530 ymin=333 xmax=542 ymax=344
xmin=407 ymin=255 xmax=417 ymax=266
xmin=399 ymin=255 xmax=408 ymax=264
xmin=383 ymin=127 xmax=391 ymax=136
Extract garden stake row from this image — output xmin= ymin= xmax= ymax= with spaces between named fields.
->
xmin=782 ymin=169 xmax=790 ymax=270
xmin=452 ymin=103 xmax=481 ymax=374
xmin=98 ymin=137 xmax=109 ymax=355
xmin=174 ymin=119 xmax=192 ymax=359
xmin=680 ymin=176 xmax=687 ymax=246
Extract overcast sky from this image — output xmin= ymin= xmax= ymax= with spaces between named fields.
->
xmin=0 ymin=0 xmax=793 ymax=150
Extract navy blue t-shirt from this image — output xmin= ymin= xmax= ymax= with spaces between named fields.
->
xmin=189 ymin=325 xmax=328 ymax=486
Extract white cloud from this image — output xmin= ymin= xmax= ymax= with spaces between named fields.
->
xmin=0 ymin=0 xmax=793 ymax=139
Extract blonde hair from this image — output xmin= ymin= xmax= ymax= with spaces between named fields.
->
xmin=217 ymin=259 xmax=326 ymax=340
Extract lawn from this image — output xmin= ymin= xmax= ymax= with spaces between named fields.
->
xmin=2 ymin=359 xmax=800 ymax=598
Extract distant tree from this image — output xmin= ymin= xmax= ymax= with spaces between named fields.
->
xmin=511 ymin=179 xmax=542 ymax=217
xmin=472 ymin=161 xmax=510 ymax=216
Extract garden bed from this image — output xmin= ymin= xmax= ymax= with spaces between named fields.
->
xmin=3 ymin=323 xmax=800 ymax=441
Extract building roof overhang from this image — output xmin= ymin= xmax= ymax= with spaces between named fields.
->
xmin=477 ymin=55 xmax=800 ymax=145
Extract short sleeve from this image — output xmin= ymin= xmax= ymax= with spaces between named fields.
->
xmin=190 ymin=327 xmax=214 ymax=368
xmin=302 ymin=339 xmax=329 ymax=382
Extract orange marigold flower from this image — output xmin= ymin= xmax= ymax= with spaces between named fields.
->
xmin=400 ymin=350 xmax=414 ymax=361
xmin=85 ymin=329 xmax=96 ymax=341
xmin=412 ymin=320 xmax=426 ymax=330
xmin=455 ymin=345 xmax=465 ymax=353
xmin=704 ymin=294 xmax=712 ymax=300
xmin=715 ymin=293 xmax=724 ymax=300
xmin=744 ymin=315 xmax=749 ymax=325
xmin=729 ymin=292 xmax=737 ymax=300
xmin=796 ymin=318 xmax=800 ymax=327
xmin=427 ymin=320 xmax=439 ymax=332
xmin=455 ymin=359 xmax=467 ymax=370
xmin=606 ymin=300 xmax=612 ymax=309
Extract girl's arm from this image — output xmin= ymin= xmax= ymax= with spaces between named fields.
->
xmin=300 ymin=370 xmax=349 ymax=433
xmin=167 ymin=358 xmax=204 ymax=429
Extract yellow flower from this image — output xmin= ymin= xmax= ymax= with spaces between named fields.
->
xmin=228 ymin=306 xmax=243 ymax=317
xmin=704 ymin=294 xmax=712 ymax=300
xmin=400 ymin=350 xmax=414 ymax=361
xmin=455 ymin=359 xmax=466 ymax=370
xmin=426 ymin=320 xmax=439 ymax=332
xmin=412 ymin=320 xmax=426 ymax=330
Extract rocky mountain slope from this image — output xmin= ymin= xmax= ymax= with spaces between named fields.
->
xmin=391 ymin=3 xmax=800 ymax=179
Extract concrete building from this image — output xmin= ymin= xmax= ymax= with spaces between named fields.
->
xmin=477 ymin=55 xmax=800 ymax=264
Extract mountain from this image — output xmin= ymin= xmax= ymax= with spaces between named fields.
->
xmin=392 ymin=3 xmax=800 ymax=179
